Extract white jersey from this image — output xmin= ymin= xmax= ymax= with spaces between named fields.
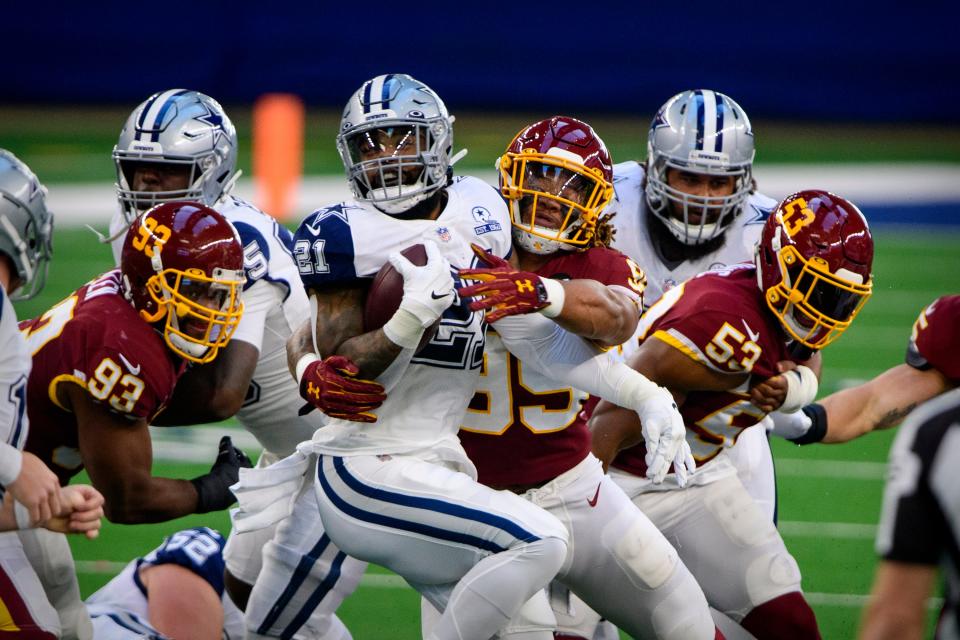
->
xmin=293 ymin=176 xmax=512 ymax=465
xmin=86 ymin=527 xmax=244 ymax=639
xmin=110 ymin=197 xmax=320 ymax=456
xmin=0 ymin=283 xmax=30 ymax=463
xmin=609 ymin=161 xmax=775 ymax=308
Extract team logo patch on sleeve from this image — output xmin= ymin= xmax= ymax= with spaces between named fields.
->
xmin=471 ymin=206 xmax=501 ymax=235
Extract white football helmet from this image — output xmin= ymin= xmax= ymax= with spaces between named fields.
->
xmin=645 ymin=89 xmax=755 ymax=245
xmin=337 ymin=74 xmax=454 ymax=214
xmin=113 ymin=89 xmax=239 ymax=225
xmin=0 ymin=149 xmax=53 ymax=300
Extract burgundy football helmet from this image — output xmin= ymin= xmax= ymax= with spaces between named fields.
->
xmin=120 ymin=201 xmax=245 ymax=363
xmin=499 ymin=116 xmax=614 ymax=254
xmin=755 ymin=190 xmax=873 ymax=349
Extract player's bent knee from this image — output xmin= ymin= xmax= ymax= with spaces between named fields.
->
xmin=610 ymin=517 xmax=678 ymax=590
xmin=745 ymin=550 xmax=802 ymax=608
xmin=704 ymin=481 xmax=778 ymax=549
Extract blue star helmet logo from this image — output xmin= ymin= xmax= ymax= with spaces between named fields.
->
xmin=193 ymin=103 xmax=227 ymax=132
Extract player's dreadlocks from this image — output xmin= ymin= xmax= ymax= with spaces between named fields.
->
xmin=588 ymin=210 xmax=617 ymax=249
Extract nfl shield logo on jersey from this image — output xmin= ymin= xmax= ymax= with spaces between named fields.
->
xmin=435 ymin=226 xmax=452 ymax=242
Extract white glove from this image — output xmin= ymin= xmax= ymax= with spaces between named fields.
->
xmin=389 ymin=240 xmax=456 ymax=328
xmin=637 ymin=387 xmax=696 ymax=487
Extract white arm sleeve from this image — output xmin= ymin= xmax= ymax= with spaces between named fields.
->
xmin=494 ymin=313 xmax=661 ymax=411
xmin=0 ymin=442 xmax=23 ymax=486
xmin=231 ymin=280 xmax=280 ymax=352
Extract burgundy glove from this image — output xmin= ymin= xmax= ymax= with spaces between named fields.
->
xmin=299 ymin=355 xmax=387 ymax=423
xmin=457 ymin=244 xmax=550 ymax=322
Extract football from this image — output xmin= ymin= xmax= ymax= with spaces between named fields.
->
xmin=363 ymin=244 xmax=439 ymax=352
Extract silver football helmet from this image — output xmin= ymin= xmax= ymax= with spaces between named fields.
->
xmin=113 ymin=89 xmax=239 ymax=225
xmin=337 ymin=74 xmax=454 ymax=214
xmin=0 ymin=149 xmax=53 ymax=300
xmin=645 ymin=89 xmax=755 ymax=245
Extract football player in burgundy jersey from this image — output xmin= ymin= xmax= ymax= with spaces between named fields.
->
xmin=451 ymin=117 xmax=718 ymax=639
xmin=21 ymin=201 xmax=250 ymax=523
xmin=772 ymin=294 xmax=959 ymax=444
xmin=590 ymin=190 xmax=875 ymax=639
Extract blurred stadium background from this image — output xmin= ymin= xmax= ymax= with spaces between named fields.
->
xmin=5 ymin=4 xmax=959 ymax=637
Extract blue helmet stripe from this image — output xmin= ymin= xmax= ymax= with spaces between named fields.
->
xmin=150 ymin=89 xmax=190 ymax=142
xmin=714 ymin=94 xmax=725 ymax=152
xmin=362 ymin=80 xmax=373 ymax=114
xmin=694 ymin=90 xmax=705 ymax=150
xmin=381 ymin=74 xmax=395 ymax=110
xmin=135 ymin=92 xmax=165 ymax=141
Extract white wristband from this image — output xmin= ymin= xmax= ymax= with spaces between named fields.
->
xmin=0 ymin=443 xmax=23 ymax=486
xmin=780 ymin=365 xmax=819 ymax=413
xmin=382 ymin=308 xmax=426 ymax=350
xmin=295 ymin=353 xmax=320 ymax=384
xmin=14 ymin=501 xmax=31 ymax=529
xmin=538 ymin=278 xmax=566 ymax=319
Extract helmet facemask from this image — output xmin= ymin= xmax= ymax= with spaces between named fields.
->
xmin=140 ymin=259 xmax=245 ymax=364
xmin=644 ymin=89 xmax=756 ymax=246
xmin=757 ymin=228 xmax=872 ymax=349
xmin=646 ymin=157 xmax=751 ymax=245
xmin=338 ymin=118 xmax=452 ymax=214
xmin=501 ymin=150 xmax=612 ymax=255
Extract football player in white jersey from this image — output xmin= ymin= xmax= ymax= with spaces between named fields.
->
xmin=236 ymin=74 xmax=690 ymax=640
xmin=106 ymin=90 xmax=385 ymax=618
xmin=237 ymin=72 xmax=567 ymax=640
xmin=0 ymin=150 xmax=104 ymax=639
xmin=86 ymin=527 xmax=245 ymax=639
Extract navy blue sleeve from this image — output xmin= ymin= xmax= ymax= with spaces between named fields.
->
xmin=293 ymin=205 xmax=362 ymax=290
xmin=141 ymin=527 xmax=226 ymax=596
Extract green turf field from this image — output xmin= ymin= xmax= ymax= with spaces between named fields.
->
xmin=11 ymin=222 xmax=958 ymax=638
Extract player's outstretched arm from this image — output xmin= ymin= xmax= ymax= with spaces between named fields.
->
xmin=458 ymin=244 xmax=638 ymax=345
xmin=152 ymin=340 xmax=260 ymax=426
xmin=858 ymin=560 xmax=935 ymax=640
xmin=67 ymin=383 xmax=226 ymax=523
xmin=589 ymin=335 xmax=744 ymax=471
xmin=821 ymin=364 xmax=952 ymax=443
xmin=771 ymin=364 xmax=953 ymax=445
xmin=143 ymin=563 xmax=224 ymax=640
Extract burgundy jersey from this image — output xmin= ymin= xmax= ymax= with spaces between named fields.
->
xmin=613 ymin=264 xmax=796 ymax=476
xmin=460 ymin=246 xmax=645 ymax=487
xmin=20 ymin=270 xmax=184 ymax=483
xmin=906 ymin=295 xmax=960 ymax=385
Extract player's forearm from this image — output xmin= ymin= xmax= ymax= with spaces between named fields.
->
xmin=551 ymin=280 xmax=638 ymax=347
xmin=337 ymin=330 xmax=406 ymax=380
xmin=820 ymin=365 xmax=949 ymax=443
xmin=98 ymin=476 xmax=199 ymax=524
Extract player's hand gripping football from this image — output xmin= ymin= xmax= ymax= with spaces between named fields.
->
xmin=299 ymin=355 xmax=387 ymax=423
xmin=457 ymin=243 xmax=551 ymax=322
xmin=638 ymin=388 xmax=696 ymax=487
xmin=190 ymin=436 xmax=254 ymax=514
xmin=390 ymin=239 xmax=456 ymax=327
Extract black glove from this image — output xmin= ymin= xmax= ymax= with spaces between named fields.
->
xmin=190 ymin=436 xmax=253 ymax=513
